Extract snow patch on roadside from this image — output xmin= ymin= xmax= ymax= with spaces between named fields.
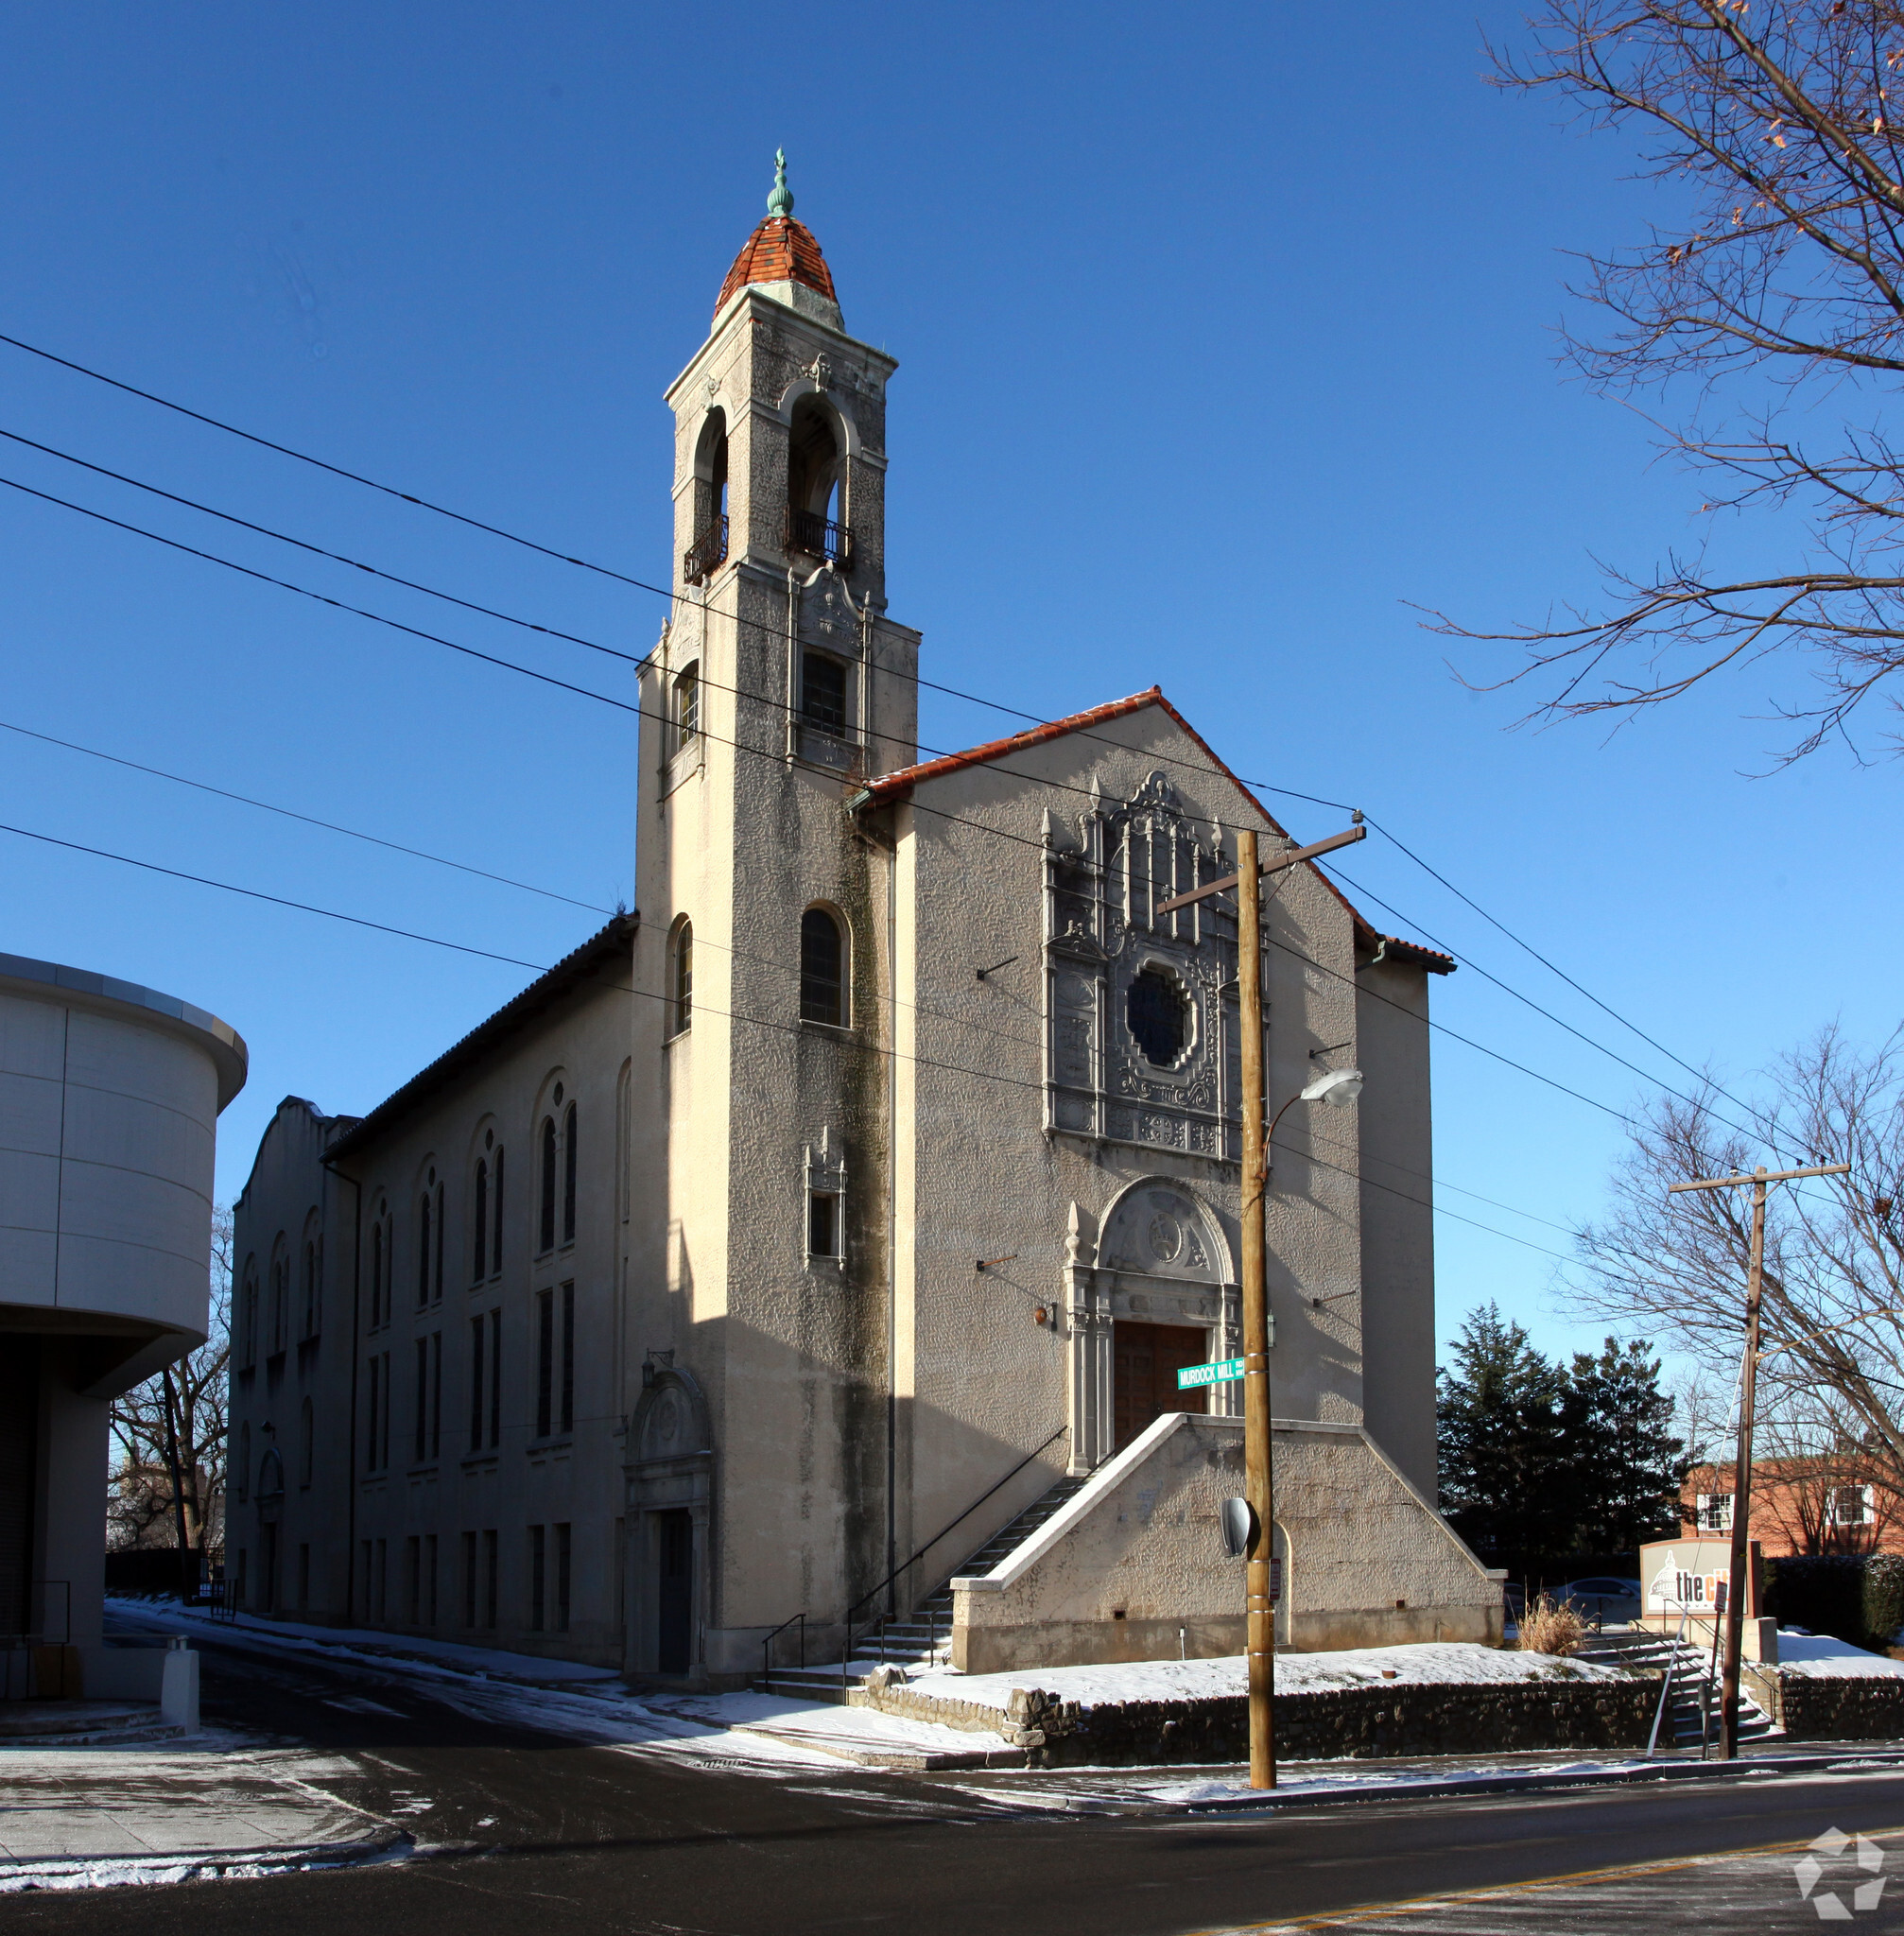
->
xmin=907 ymin=1641 xmax=1624 ymax=1713
xmin=1774 ymin=1630 xmax=1904 ymax=1678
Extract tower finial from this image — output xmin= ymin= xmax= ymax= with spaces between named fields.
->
xmin=768 ymin=147 xmax=794 ymax=219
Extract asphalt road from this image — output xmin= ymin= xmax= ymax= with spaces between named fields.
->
xmin=8 ymin=1626 xmax=1904 ymax=1935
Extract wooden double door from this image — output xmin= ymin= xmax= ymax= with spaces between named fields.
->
xmin=1113 ymin=1321 xmax=1208 ymax=1450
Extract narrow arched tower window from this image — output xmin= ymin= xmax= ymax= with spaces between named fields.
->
xmin=670 ymin=921 xmax=693 ymax=1035
xmin=800 ymin=908 xmax=845 ymax=1027
xmin=674 ymin=664 xmax=700 ymax=750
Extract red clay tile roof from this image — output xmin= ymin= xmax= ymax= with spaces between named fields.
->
xmin=716 ymin=216 xmax=838 ymax=320
xmin=857 ymin=689 xmax=1454 ymax=975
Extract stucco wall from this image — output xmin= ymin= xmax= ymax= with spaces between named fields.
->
xmin=950 ymin=1413 xmax=1500 ymax=1675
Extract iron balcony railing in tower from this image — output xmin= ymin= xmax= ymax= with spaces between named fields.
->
xmin=683 ymin=513 xmax=728 ymax=585
xmin=784 ymin=506 xmax=854 ymax=572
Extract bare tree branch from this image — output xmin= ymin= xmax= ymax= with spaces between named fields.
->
xmin=1564 ymin=1028 xmax=1904 ymax=1512
xmin=1444 ymin=0 xmax=1904 ymax=762
xmin=107 ymin=1206 xmax=231 ymax=1552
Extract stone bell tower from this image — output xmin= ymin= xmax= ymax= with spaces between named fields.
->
xmin=627 ymin=156 xmax=923 ymax=1680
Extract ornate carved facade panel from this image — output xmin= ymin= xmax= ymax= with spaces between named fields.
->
xmin=1044 ymin=771 xmax=1245 ymax=1163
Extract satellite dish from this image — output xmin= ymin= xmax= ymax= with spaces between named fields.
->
xmin=1220 ymin=1496 xmax=1255 ymax=1560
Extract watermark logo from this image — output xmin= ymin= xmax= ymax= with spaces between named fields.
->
xmin=1794 ymin=1829 xmax=1886 ymax=1920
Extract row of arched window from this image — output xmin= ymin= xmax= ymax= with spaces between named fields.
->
xmin=237 ymin=1215 xmax=324 ymax=1370
xmin=358 ymin=1102 xmax=580 ymax=1333
xmin=666 ymin=906 xmax=849 ymax=1038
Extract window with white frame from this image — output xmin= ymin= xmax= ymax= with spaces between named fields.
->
xmin=1696 ymin=1492 xmax=1734 ymax=1532
xmin=1827 ymin=1483 xmax=1876 ymax=1528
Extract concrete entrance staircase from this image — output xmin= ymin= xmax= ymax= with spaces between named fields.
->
xmin=1574 ymin=1629 xmax=1777 ymax=1750
xmin=759 ymin=1474 xmax=1090 ymax=1700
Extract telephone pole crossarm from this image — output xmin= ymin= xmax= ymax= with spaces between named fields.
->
xmin=1155 ymin=823 xmax=1365 ymax=916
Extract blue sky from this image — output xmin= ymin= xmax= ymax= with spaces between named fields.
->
xmin=0 ymin=3 xmax=1884 ymax=1374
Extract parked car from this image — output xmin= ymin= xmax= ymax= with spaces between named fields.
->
xmin=1555 ymin=1577 xmax=1643 ymax=1625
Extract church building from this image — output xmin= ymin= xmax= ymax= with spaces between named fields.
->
xmin=229 ymin=159 xmax=1501 ymax=1684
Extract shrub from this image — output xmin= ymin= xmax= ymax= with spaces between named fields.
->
xmin=1764 ymin=1554 xmax=1904 ymax=1652
xmin=1517 ymin=1592 xmax=1587 ymax=1657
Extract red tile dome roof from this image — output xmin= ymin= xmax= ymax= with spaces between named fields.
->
xmin=715 ymin=215 xmax=837 ymax=321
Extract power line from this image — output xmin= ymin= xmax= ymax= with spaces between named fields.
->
xmin=0 ymin=454 xmax=1664 ymax=1135
xmin=0 ymin=330 xmax=1357 ymax=814
xmin=0 ymin=717 xmax=610 ymax=916
xmin=0 ymin=700 xmax=1599 ymax=1241
xmin=0 ymin=815 xmax=1579 ymax=1267
xmin=0 ymin=342 xmax=1770 ymax=1142
xmin=0 ymin=425 xmax=1346 ymax=850
xmin=1364 ymin=814 xmax=1776 ymax=1137
xmin=0 ymin=324 xmax=1775 ymax=1149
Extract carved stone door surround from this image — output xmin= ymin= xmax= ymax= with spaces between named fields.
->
xmin=1064 ymin=1180 xmax=1239 ymax=1472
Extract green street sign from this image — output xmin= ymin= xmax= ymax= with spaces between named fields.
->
xmin=1177 ymin=1357 xmax=1244 ymax=1391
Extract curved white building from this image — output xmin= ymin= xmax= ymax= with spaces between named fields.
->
xmin=0 ymin=953 xmax=246 ymax=1650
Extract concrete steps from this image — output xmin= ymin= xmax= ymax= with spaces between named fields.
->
xmin=1574 ymin=1631 xmax=1776 ymax=1749
xmin=759 ymin=1473 xmax=1090 ymax=1697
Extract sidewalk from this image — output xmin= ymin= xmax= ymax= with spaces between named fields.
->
xmin=0 ymin=1731 xmax=402 ymax=1892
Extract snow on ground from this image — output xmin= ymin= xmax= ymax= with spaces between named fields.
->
xmin=1775 ymin=1630 xmax=1904 ymax=1678
xmin=906 ymin=1642 xmax=1624 ymax=1713
xmin=108 ymin=1596 xmax=620 ymax=1684
xmin=0 ymin=1732 xmax=397 ymax=1893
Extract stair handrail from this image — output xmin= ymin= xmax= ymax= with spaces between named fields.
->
xmin=1645 ymin=1606 xmax=1690 ymax=1758
xmin=841 ymin=1423 xmax=1070 ymax=1641
xmin=758 ymin=1609 xmax=806 ymax=1686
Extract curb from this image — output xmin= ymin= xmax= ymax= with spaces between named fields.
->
xmin=1158 ymin=1748 xmax=1904 ymax=1816
xmin=0 ymin=1826 xmax=411 ymax=1893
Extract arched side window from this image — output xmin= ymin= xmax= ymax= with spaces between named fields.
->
xmin=302 ymin=1216 xmax=321 ymax=1340
xmin=615 ymin=1061 xmax=632 ymax=1224
xmin=299 ymin=1397 xmax=314 ymax=1488
xmin=240 ymin=1260 xmax=258 ymax=1369
xmin=669 ymin=920 xmax=693 ymax=1036
xmin=236 ymin=1421 xmax=251 ymax=1504
xmin=472 ymin=1159 xmax=489 ymax=1282
xmin=674 ymin=664 xmax=701 ymax=752
xmin=563 ymin=1101 xmax=578 ymax=1246
xmin=418 ymin=1189 xmax=433 ymax=1308
xmin=539 ymin=1115 xmax=558 ymax=1254
xmin=269 ymin=1241 xmax=288 ymax=1355
xmin=800 ymin=908 xmax=846 ymax=1027
xmin=492 ymin=1146 xmax=505 ymax=1273
xmin=434 ymin=1179 xmax=444 ymax=1302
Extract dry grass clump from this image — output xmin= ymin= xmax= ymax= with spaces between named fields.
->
xmin=1516 ymin=1592 xmax=1587 ymax=1657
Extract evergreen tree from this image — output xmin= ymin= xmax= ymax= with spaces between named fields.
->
xmin=1436 ymin=1304 xmax=1567 ymax=1572
xmin=1558 ymin=1338 xmax=1685 ymax=1557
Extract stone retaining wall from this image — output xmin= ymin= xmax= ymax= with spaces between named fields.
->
xmin=1745 ymin=1668 xmax=1904 ymax=1741
xmin=855 ymin=1671 xmax=1661 ymax=1767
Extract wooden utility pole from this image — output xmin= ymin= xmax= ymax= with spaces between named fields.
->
xmin=1236 ymin=830 xmax=1274 ymax=1789
xmin=1160 ymin=819 xmax=1365 ymax=1791
xmin=1667 ymin=1159 xmax=1849 ymax=1756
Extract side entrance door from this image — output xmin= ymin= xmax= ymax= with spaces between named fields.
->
xmin=655 ymin=1510 xmax=693 ymax=1674
xmin=1113 ymin=1321 xmax=1208 ymax=1450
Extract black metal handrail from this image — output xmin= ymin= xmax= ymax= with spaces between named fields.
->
xmin=784 ymin=507 xmax=854 ymax=572
xmin=839 ymin=1425 xmax=1070 ymax=1676
xmin=683 ymin=514 xmax=728 ymax=585
xmin=759 ymin=1609 xmax=805 ymax=1685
